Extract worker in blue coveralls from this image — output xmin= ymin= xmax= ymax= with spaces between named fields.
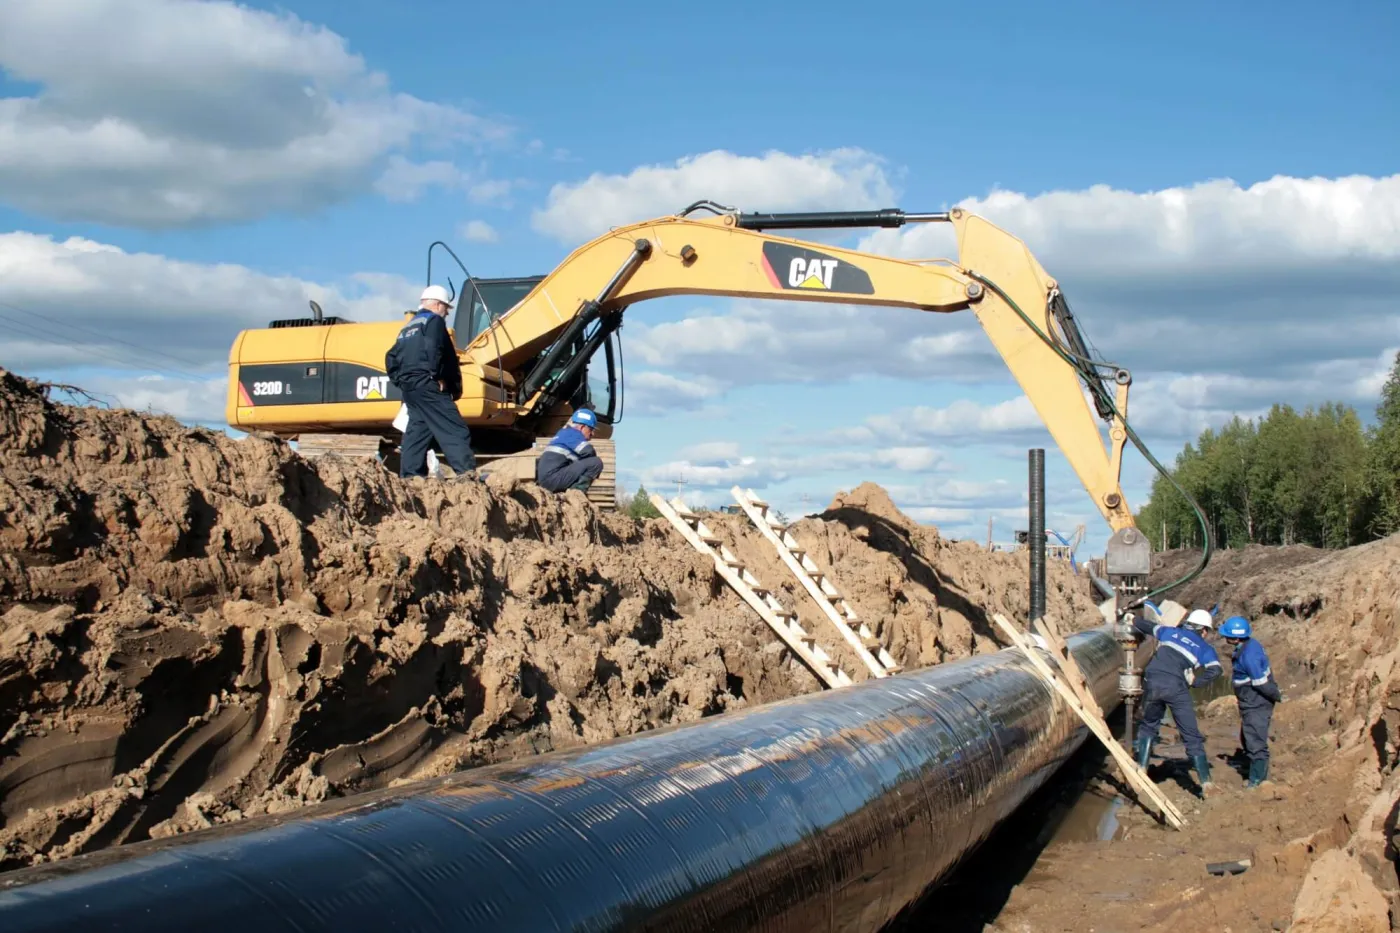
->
xmin=385 ymin=285 xmax=478 ymax=480
xmin=536 ymin=408 xmax=604 ymax=493
xmin=1132 ymin=608 xmax=1223 ymax=793
xmin=1219 ymin=615 xmax=1281 ymax=788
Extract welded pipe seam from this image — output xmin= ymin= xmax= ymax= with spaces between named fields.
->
xmin=0 ymin=627 xmax=1123 ymax=933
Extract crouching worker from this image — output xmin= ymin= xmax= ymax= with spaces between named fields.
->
xmin=1132 ymin=608 xmax=1224 ymax=793
xmin=385 ymin=286 xmax=478 ymax=480
xmin=536 ymin=408 xmax=603 ymax=493
xmin=1219 ymin=615 xmax=1281 ymax=787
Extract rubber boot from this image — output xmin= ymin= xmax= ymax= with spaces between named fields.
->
xmin=569 ymin=478 xmax=594 ymax=492
xmin=1247 ymin=759 xmax=1269 ymax=788
xmin=1134 ymin=734 xmax=1153 ymax=770
xmin=1192 ymin=754 xmax=1215 ymax=795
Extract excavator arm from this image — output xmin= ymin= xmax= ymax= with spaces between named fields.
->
xmin=463 ymin=205 xmax=1138 ymax=534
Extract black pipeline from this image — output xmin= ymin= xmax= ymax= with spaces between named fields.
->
xmin=0 ymin=629 xmax=1122 ymax=933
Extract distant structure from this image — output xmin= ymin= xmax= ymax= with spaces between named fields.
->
xmin=988 ymin=524 xmax=1086 ymax=568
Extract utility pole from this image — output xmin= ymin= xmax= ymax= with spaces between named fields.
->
xmin=986 ymin=516 xmax=994 ymax=551
xmin=671 ymin=475 xmax=687 ymax=500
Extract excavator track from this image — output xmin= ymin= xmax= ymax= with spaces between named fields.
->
xmin=295 ymin=434 xmax=617 ymax=511
xmin=474 ymin=437 xmax=616 ymax=511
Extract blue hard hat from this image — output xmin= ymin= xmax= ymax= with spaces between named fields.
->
xmin=1219 ymin=616 xmax=1252 ymax=639
xmin=570 ymin=408 xmax=597 ymax=427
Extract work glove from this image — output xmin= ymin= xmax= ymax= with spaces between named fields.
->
xmin=1184 ymin=668 xmax=1196 ymax=687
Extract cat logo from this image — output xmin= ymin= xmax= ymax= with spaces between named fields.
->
xmin=788 ymin=257 xmax=838 ymax=289
xmin=760 ymin=241 xmax=875 ymax=295
xmin=356 ymin=375 xmax=391 ymax=400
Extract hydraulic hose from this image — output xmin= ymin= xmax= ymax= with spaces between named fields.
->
xmin=965 ymin=271 xmax=1214 ymax=605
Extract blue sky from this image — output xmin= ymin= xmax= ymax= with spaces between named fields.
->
xmin=0 ymin=0 xmax=1396 ymax=555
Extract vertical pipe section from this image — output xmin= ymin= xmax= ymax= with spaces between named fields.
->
xmin=0 ymin=630 xmax=1123 ymax=933
xmin=1028 ymin=448 xmax=1046 ymax=622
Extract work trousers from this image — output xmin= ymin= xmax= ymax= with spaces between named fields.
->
xmin=537 ymin=455 xmax=604 ymax=493
xmin=1237 ymin=697 xmax=1274 ymax=763
xmin=1138 ymin=671 xmax=1206 ymax=758
xmin=399 ymin=381 xmax=476 ymax=478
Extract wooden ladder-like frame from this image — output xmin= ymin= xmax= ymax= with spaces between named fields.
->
xmin=731 ymin=486 xmax=901 ymax=679
xmin=650 ymin=494 xmax=853 ymax=689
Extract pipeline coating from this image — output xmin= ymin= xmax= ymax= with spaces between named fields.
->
xmin=0 ymin=629 xmax=1122 ymax=933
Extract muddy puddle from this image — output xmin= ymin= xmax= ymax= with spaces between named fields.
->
xmin=893 ymin=671 xmax=1243 ymax=930
xmin=890 ymin=706 xmax=1129 ymax=931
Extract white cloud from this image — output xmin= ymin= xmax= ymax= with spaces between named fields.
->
xmin=837 ymin=396 xmax=1045 ymax=445
xmin=862 ymin=174 xmax=1400 ymax=369
xmin=459 ymin=220 xmax=499 ymax=243
xmin=865 ymin=174 xmax=1400 ymax=278
xmin=0 ymin=231 xmax=413 ymax=375
xmin=643 ymin=456 xmax=780 ymax=490
xmin=640 ymin=444 xmax=951 ymax=493
xmin=677 ymin=440 xmax=743 ymax=461
xmin=627 ymin=302 xmax=996 ymax=387
xmin=624 ymin=370 xmax=723 ymax=416
xmin=0 ymin=0 xmax=510 ymax=227
xmin=886 ymin=478 xmax=1024 ymax=510
xmin=532 ymin=148 xmax=896 ymax=243
xmin=614 ymin=172 xmax=1400 ymax=446
xmin=376 ymin=158 xmax=469 ymax=203
xmin=43 ymin=372 xmax=230 ymax=425
xmin=468 ymin=179 xmax=516 ymax=206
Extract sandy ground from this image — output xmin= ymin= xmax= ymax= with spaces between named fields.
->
xmin=972 ymin=538 xmax=1400 ymax=932
xmin=0 ymin=367 xmax=1098 ymax=870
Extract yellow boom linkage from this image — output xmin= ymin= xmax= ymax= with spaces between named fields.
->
xmin=226 ymin=203 xmax=1142 ymax=555
xmin=455 ymin=206 xmax=1136 ymax=532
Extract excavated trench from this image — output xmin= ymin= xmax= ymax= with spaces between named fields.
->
xmin=922 ymin=541 xmax=1400 ymax=933
xmin=4 ymin=366 xmax=1399 ymax=931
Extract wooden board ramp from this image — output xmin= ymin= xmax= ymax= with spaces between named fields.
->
xmin=992 ymin=613 xmax=1186 ymax=830
xmin=295 ymin=433 xmax=384 ymax=460
xmin=730 ymin=486 xmax=900 ymax=679
xmin=650 ymin=494 xmax=854 ymax=689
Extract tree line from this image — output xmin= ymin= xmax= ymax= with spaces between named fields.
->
xmin=1136 ymin=352 xmax=1400 ymax=550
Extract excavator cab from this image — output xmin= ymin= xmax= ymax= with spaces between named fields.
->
xmin=456 ymin=276 xmax=543 ymax=344
xmin=457 ymin=273 xmax=622 ymax=429
xmin=517 ymin=312 xmax=622 ymax=427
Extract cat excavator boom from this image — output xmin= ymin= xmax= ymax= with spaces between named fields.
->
xmin=227 ymin=202 xmax=1159 ymax=590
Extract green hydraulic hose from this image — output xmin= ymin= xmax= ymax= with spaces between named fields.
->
xmin=966 ymin=271 xmax=1214 ymax=606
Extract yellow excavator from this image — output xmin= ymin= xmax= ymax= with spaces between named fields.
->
xmin=227 ymin=201 xmax=1210 ymax=603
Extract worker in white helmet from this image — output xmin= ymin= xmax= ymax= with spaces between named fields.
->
xmin=384 ymin=285 xmax=477 ymax=480
xmin=1131 ymin=607 xmax=1223 ymax=795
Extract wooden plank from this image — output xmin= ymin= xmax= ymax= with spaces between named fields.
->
xmin=1032 ymin=616 xmax=1103 ymax=720
xmin=296 ymin=434 xmax=384 ymax=459
xmin=733 ymin=481 xmax=896 ymax=672
xmin=651 ymin=494 xmax=852 ymax=689
xmin=731 ymin=486 xmax=896 ymax=678
xmin=993 ymin=614 xmax=1185 ymax=828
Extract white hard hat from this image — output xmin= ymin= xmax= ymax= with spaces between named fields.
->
xmin=420 ymin=285 xmax=454 ymax=308
xmin=1185 ymin=609 xmax=1213 ymax=631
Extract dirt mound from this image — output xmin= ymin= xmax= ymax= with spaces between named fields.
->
xmin=0 ymin=369 xmax=1097 ymax=869
xmin=1150 ymin=543 xmax=1330 ymax=611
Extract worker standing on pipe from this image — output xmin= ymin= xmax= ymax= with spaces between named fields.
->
xmin=1132 ymin=608 xmax=1223 ymax=794
xmin=1219 ymin=615 xmax=1281 ymax=788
